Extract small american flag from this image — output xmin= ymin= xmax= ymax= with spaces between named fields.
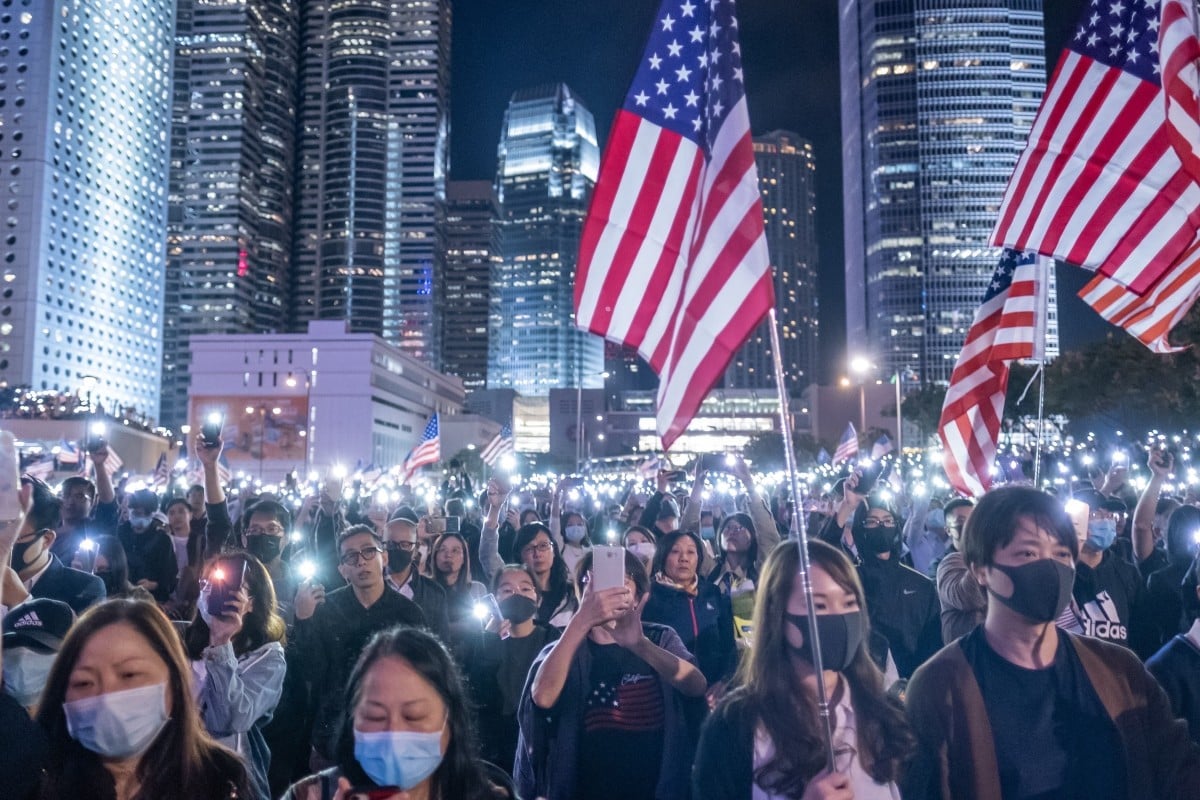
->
xmin=833 ymin=423 xmax=858 ymax=465
xmin=480 ymin=424 xmax=515 ymax=466
xmin=939 ymin=250 xmax=1048 ymax=498
xmin=573 ymin=0 xmax=774 ymax=450
xmin=402 ymin=414 xmax=440 ymax=484
xmin=151 ymin=453 xmax=169 ymax=488
xmin=992 ymin=0 xmax=1200 ymax=350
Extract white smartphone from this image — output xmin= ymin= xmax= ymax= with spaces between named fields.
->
xmin=592 ymin=544 xmax=626 ymax=591
xmin=0 ymin=431 xmax=20 ymax=518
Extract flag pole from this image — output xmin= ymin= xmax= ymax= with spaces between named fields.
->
xmin=766 ymin=308 xmax=836 ymax=771
xmin=1034 ymin=358 xmax=1046 ymax=486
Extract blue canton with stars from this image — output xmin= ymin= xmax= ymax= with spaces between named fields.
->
xmin=1072 ymin=0 xmax=1163 ymax=85
xmin=622 ymin=0 xmax=748 ymax=154
xmin=982 ymin=250 xmax=1036 ymax=304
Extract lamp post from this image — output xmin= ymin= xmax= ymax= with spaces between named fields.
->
xmin=576 ymin=370 xmax=610 ymax=474
xmin=849 ymin=356 xmax=872 ymax=432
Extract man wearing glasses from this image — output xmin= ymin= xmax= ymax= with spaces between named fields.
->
xmin=291 ymin=524 xmax=427 ymax=770
xmin=382 ymin=506 xmax=450 ymax=643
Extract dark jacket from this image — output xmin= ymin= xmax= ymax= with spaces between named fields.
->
xmin=387 ymin=570 xmax=451 ymax=644
xmin=50 ymin=499 xmax=119 ymax=562
xmin=858 ymin=555 xmax=943 ymax=679
xmin=643 ymin=578 xmax=737 ymax=684
xmin=1146 ymin=559 xmax=1191 ymax=648
xmin=514 ymin=622 xmax=697 ymax=800
xmin=117 ymin=521 xmax=179 ymax=603
xmin=29 ymin=554 xmax=105 ymax=616
xmin=1147 ymin=633 xmax=1200 ymax=744
xmin=289 ymin=585 xmax=427 ymax=760
xmin=906 ymin=631 xmax=1200 ymax=800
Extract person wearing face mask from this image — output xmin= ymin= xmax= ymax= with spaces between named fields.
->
xmin=907 ymin=485 xmax=1200 ymax=800
xmin=70 ymin=534 xmax=154 ymax=603
xmin=1057 ymin=489 xmax=1154 ymax=658
xmin=623 ymin=525 xmax=658 ymax=571
xmin=116 ymin=488 xmax=178 ymax=604
xmin=2 ymin=597 xmax=74 ymax=714
xmin=282 ymin=625 xmax=508 ymax=800
xmin=465 ymin=565 xmax=559 ymax=772
xmin=8 ymin=476 xmax=106 ymax=615
xmin=694 ymin=539 xmax=915 ymax=799
xmin=934 ymin=498 xmax=984 ymax=643
xmin=36 ymin=598 xmax=251 ymax=799
xmin=382 ymin=510 xmax=451 ymax=644
xmin=682 ymin=458 xmax=781 ymax=582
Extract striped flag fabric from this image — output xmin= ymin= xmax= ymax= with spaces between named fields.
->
xmin=939 ymin=250 xmax=1048 ymax=498
xmin=151 ymin=453 xmax=169 ymax=488
xmin=480 ymin=424 xmax=515 ymax=466
xmin=870 ymin=435 xmax=893 ymax=460
xmin=833 ymin=423 xmax=859 ymax=465
xmin=573 ymin=0 xmax=774 ymax=450
xmin=402 ymin=414 xmax=440 ymax=483
xmin=56 ymin=439 xmax=80 ymax=466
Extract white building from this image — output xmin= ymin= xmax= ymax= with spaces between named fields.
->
xmin=188 ymin=321 xmax=465 ymax=481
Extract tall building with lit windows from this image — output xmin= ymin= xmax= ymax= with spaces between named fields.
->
xmin=291 ymin=0 xmax=451 ymax=365
xmin=438 ymin=180 xmax=493 ymax=391
xmin=488 ymin=84 xmax=603 ymax=395
xmin=161 ymin=0 xmax=299 ymax=431
xmin=0 ymin=1 xmax=175 ymax=419
xmin=840 ymin=0 xmax=1058 ymax=383
xmin=725 ymin=131 xmax=819 ymax=394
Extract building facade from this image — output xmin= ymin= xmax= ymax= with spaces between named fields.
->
xmin=291 ymin=0 xmax=451 ymax=365
xmin=162 ymin=0 xmax=299 ymax=431
xmin=840 ymin=0 xmax=1058 ymax=383
xmin=725 ymin=131 xmax=819 ymax=395
xmin=0 ymin=1 xmax=175 ymax=418
xmin=437 ymin=179 xmax=493 ymax=391
xmin=488 ymin=84 xmax=603 ymax=395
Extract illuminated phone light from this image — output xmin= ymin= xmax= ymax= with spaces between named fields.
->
xmin=80 ymin=538 xmax=96 ymax=552
xmin=289 ymin=531 xmax=302 ymax=543
xmin=472 ymin=602 xmax=489 ymax=620
xmin=298 ymin=560 xmax=317 ymax=580
xmin=211 ymin=568 xmax=226 ymax=582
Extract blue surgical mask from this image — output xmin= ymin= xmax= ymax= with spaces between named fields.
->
xmin=128 ymin=514 xmax=152 ymax=533
xmin=564 ymin=524 xmax=587 ymax=544
xmin=2 ymin=648 xmax=56 ymax=708
xmin=700 ymin=525 xmax=716 ymax=541
xmin=1087 ymin=519 xmax=1118 ymax=551
xmin=354 ymin=722 xmax=446 ymax=790
xmin=63 ymin=682 xmax=169 ymax=759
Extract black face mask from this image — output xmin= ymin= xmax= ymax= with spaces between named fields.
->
xmin=245 ymin=534 xmax=283 ymax=564
xmin=854 ymin=523 xmax=898 ymax=555
xmin=988 ymin=559 xmax=1075 ymax=623
xmin=94 ymin=570 xmax=122 ymax=597
xmin=11 ymin=534 xmax=47 ymax=571
xmin=784 ymin=611 xmax=864 ymax=672
xmin=499 ymin=594 xmax=538 ymax=624
xmin=386 ymin=543 xmax=414 ymax=575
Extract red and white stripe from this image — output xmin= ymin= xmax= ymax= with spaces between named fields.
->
xmin=575 ymin=98 xmax=772 ymax=449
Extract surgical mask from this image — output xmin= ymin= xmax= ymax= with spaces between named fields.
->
xmin=245 ymin=534 xmax=282 ymax=563
xmin=3 ymin=648 xmax=56 ymax=708
xmin=628 ymin=542 xmax=656 ymax=562
xmin=386 ymin=544 xmax=414 ymax=575
xmin=1086 ymin=519 xmax=1118 ymax=551
xmin=785 ymin=611 xmax=864 ymax=672
xmin=699 ymin=525 xmax=716 ymax=541
xmin=354 ymin=722 xmax=446 ymax=790
xmin=63 ymin=683 xmax=170 ymax=759
xmin=128 ymin=514 xmax=152 ymax=533
xmin=854 ymin=523 xmax=898 ymax=555
xmin=498 ymin=594 xmax=537 ymax=624
xmin=988 ymin=559 xmax=1075 ymax=623
xmin=564 ymin=525 xmax=587 ymax=544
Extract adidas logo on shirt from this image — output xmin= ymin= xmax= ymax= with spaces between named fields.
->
xmin=13 ymin=611 xmax=42 ymax=629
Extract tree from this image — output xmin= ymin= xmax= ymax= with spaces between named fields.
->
xmin=742 ymin=431 xmax=786 ymax=471
xmin=884 ymin=384 xmax=947 ymax=444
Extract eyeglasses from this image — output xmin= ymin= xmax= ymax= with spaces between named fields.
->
xmin=246 ymin=524 xmax=285 ymax=537
xmin=522 ymin=541 xmax=553 ymax=556
xmin=340 ymin=546 xmax=383 ymax=566
xmin=723 ymin=524 xmax=748 ymax=535
xmin=387 ymin=541 xmax=418 ymax=552
xmin=861 ymin=518 xmax=895 ymax=529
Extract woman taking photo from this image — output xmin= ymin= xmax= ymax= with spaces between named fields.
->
xmin=36 ymin=598 xmax=250 ymax=799
xmin=694 ymin=539 xmax=914 ymax=799
xmin=282 ymin=625 xmax=504 ymax=800
xmin=70 ymin=535 xmax=154 ymax=603
xmin=183 ymin=550 xmax=287 ymax=800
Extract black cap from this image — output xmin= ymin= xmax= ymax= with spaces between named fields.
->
xmin=389 ymin=505 xmax=420 ymax=525
xmin=1073 ymin=488 xmax=1127 ymax=515
xmin=3 ymin=598 xmax=75 ymax=652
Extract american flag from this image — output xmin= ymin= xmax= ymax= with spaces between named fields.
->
xmin=833 ymin=423 xmax=858 ymax=465
xmin=992 ymin=0 xmax=1200 ymax=349
xmin=402 ymin=414 xmax=440 ymax=484
xmin=870 ymin=435 xmax=893 ymax=460
xmin=151 ymin=452 xmax=169 ymax=488
xmin=939 ymin=251 xmax=1049 ymax=498
xmin=573 ymin=0 xmax=773 ymax=450
xmin=584 ymin=673 xmax=664 ymax=733
xmin=82 ymin=446 xmax=123 ymax=479
xmin=480 ymin=424 xmax=515 ymax=466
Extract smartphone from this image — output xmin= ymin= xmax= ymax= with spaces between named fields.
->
xmin=473 ymin=592 xmax=503 ymax=630
xmin=84 ymin=432 xmax=107 ymax=454
xmin=206 ymin=559 xmax=248 ymax=618
xmin=444 ymin=515 xmax=460 ymax=534
xmin=562 ymin=476 xmax=585 ymax=489
xmin=592 ymin=544 xmax=625 ymax=591
xmin=347 ymin=789 xmax=402 ymax=800
xmin=700 ymin=453 xmax=730 ymax=473
xmin=855 ymin=461 xmax=882 ymax=495
xmin=201 ymin=413 xmax=224 ymax=449
xmin=0 ymin=431 xmax=19 ymax=518
xmin=663 ymin=469 xmax=688 ymax=482
xmin=427 ymin=516 xmax=446 ymax=535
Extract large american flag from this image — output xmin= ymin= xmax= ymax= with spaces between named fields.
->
xmin=480 ymin=424 xmax=515 ymax=466
xmin=939 ymin=251 xmax=1049 ymax=498
xmin=992 ymin=0 xmax=1200 ymax=350
xmin=574 ymin=0 xmax=773 ymax=450
xmin=402 ymin=414 xmax=440 ymax=484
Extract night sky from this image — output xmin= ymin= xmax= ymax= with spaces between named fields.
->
xmin=450 ymin=0 xmax=1103 ymax=381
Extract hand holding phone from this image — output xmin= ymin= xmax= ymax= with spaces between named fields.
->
xmin=206 ymin=559 xmax=248 ymax=618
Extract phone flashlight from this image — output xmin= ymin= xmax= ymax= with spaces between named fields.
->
xmin=298 ymin=560 xmax=317 ymax=581
xmin=472 ymin=602 xmax=489 ymax=620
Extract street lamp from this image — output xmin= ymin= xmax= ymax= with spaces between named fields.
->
xmin=849 ymin=356 xmax=873 ymax=432
xmin=576 ymin=370 xmax=610 ymax=474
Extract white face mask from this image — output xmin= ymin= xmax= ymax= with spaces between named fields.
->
xmin=628 ymin=541 xmax=656 ymax=562
xmin=2 ymin=648 xmax=56 ymax=708
xmin=564 ymin=524 xmax=587 ymax=544
xmin=63 ymin=682 xmax=170 ymax=759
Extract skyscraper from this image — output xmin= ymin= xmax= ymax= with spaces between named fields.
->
xmin=292 ymin=1 xmax=451 ymax=364
xmin=162 ymin=0 xmax=299 ymax=430
xmin=438 ymin=180 xmax=493 ymax=391
xmin=488 ymin=84 xmax=603 ymax=395
xmin=841 ymin=1 xmax=1058 ymax=383
xmin=725 ymin=131 xmax=819 ymax=394
xmin=0 ymin=1 xmax=175 ymax=418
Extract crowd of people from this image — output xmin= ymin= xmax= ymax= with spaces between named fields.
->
xmin=3 ymin=433 xmax=1200 ymax=799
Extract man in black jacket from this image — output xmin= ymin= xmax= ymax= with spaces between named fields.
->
xmin=291 ymin=524 xmax=427 ymax=769
xmin=11 ymin=477 xmax=104 ymax=615
xmin=382 ymin=508 xmax=450 ymax=643
xmin=116 ymin=489 xmax=178 ymax=604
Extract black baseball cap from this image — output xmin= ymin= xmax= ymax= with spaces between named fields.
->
xmin=3 ymin=598 xmax=75 ymax=653
xmin=1073 ymin=488 xmax=1128 ymax=515
xmin=389 ymin=505 xmax=420 ymax=526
